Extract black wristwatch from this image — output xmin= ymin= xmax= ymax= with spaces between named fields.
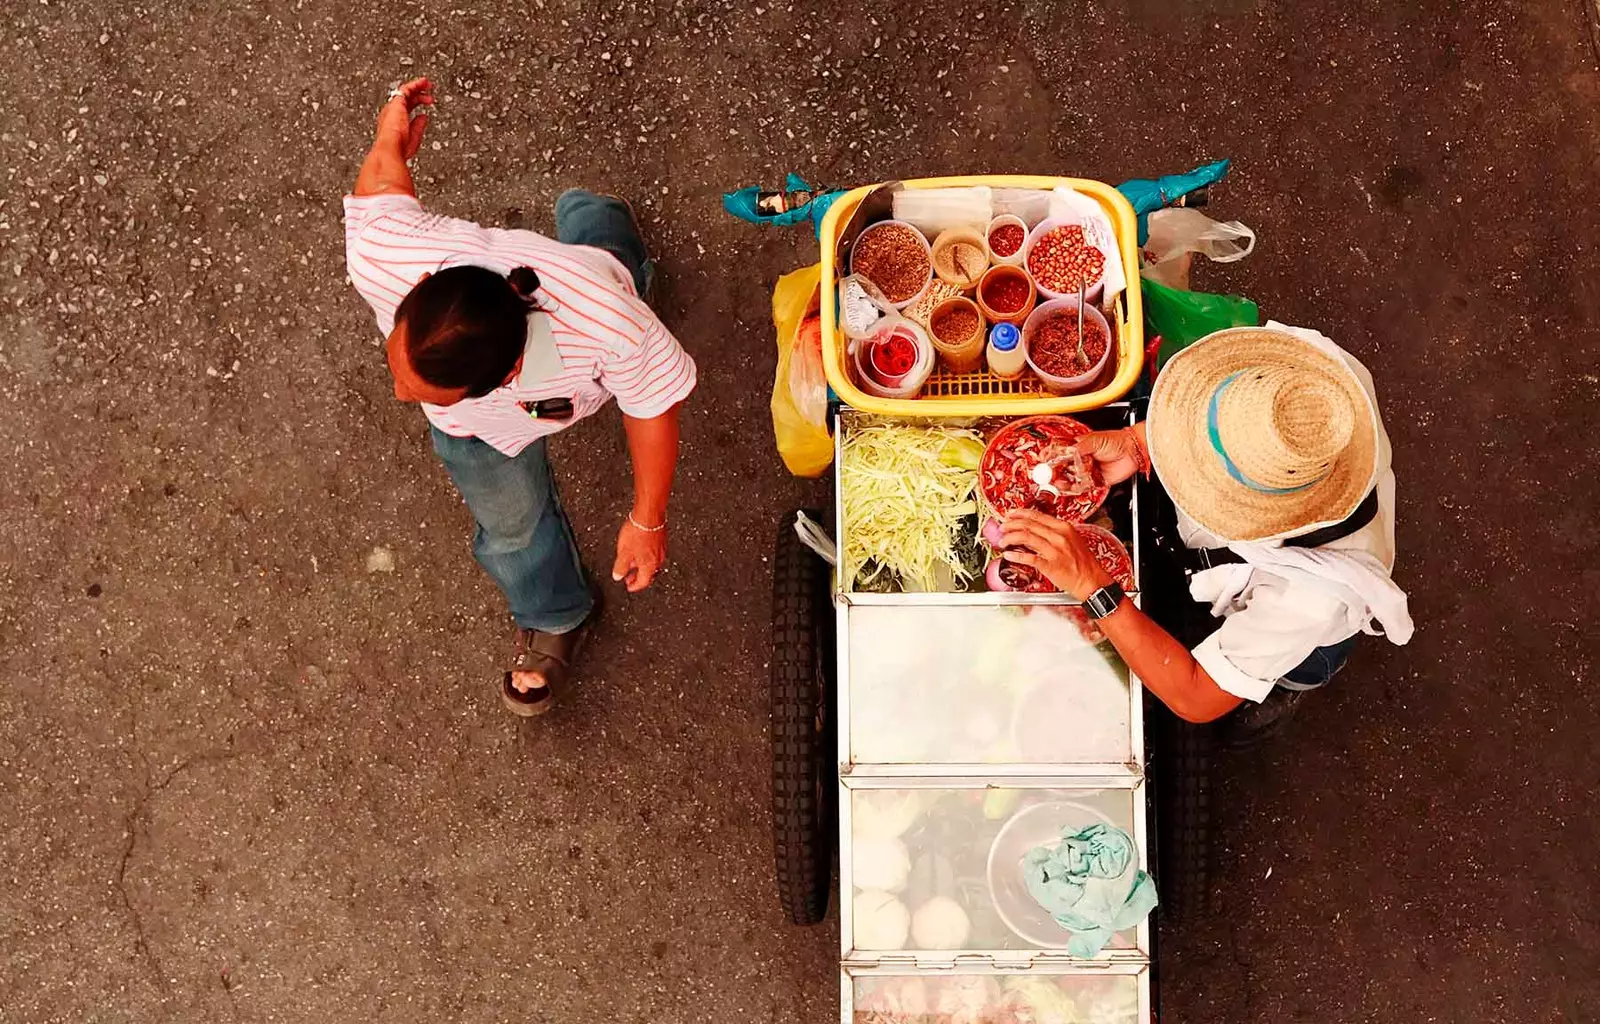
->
xmin=1084 ymin=581 xmax=1126 ymax=620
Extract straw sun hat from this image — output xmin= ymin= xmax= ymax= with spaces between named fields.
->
xmin=1148 ymin=327 xmax=1379 ymax=542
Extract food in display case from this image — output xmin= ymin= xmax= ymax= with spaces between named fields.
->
xmin=852 ymin=972 xmax=1142 ymax=1024
xmin=849 ymin=788 xmax=1139 ymax=954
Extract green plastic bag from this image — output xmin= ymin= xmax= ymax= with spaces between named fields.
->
xmin=1141 ymin=277 xmax=1260 ymax=370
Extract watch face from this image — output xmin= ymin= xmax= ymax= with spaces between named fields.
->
xmin=1088 ymin=583 xmax=1123 ymax=619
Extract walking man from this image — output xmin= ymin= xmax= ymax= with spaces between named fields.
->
xmin=344 ymin=79 xmax=696 ymax=715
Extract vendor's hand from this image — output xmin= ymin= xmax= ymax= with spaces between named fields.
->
xmin=376 ymin=77 xmax=433 ymax=159
xmin=998 ymin=510 xmax=1114 ymax=601
xmin=612 ymin=518 xmax=667 ymax=593
xmin=1078 ymin=427 xmax=1146 ymax=486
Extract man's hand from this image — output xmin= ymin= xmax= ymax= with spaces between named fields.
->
xmin=377 ymin=77 xmax=433 ymax=160
xmin=612 ymin=519 xmax=666 ymax=593
xmin=997 ymin=510 xmax=1114 ymax=601
xmin=1077 ymin=427 xmax=1146 ymax=486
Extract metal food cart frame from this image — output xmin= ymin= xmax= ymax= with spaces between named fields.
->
xmin=828 ymin=405 xmax=1157 ymax=1022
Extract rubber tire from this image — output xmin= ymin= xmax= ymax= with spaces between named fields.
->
xmin=1149 ymin=704 xmax=1217 ymax=923
xmin=770 ymin=509 xmax=836 ymax=926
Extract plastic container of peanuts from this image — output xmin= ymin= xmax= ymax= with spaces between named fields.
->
xmin=927 ymin=296 xmax=987 ymax=374
xmin=819 ymin=175 xmax=1142 ymax=417
xmin=1022 ymin=298 xmax=1114 ymax=396
xmin=985 ymin=214 xmax=1029 ymax=266
xmin=849 ymin=219 xmax=934 ymax=310
xmin=1022 ymin=216 xmax=1107 ymax=305
xmin=929 ymin=226 xmax=990 ymax=290
xmin=975 ymin=264 xmax=1036 ymax=327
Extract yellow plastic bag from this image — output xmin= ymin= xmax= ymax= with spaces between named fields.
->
xmin=770 ymin=264 xmax=833 ymax=477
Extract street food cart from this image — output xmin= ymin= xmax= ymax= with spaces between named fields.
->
xmin=771 ymin=177 xmax=1176 ymax=1022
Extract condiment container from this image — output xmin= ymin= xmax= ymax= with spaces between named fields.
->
xmin=975 ymin=264 xmax=1036 ymax=327
xmin=984 ymin=214 xmax=1029 ymax=266
xmin=927 ymin=296 xmax=986 ymax=374
xmin=1021 ymin=298 xmax=1114 ymax=396
xmin=1021 ymin=217 xmax=1107 ymax=305
xmin=985 ymin=322 xmax=1026 ymax=380
xmin=929 ymin=227 xmax=990 ymax=290
xmin=849 ymin=219 xmax=934 ymax=310
xmin=850 ymin=316 xmax=936 ymax=399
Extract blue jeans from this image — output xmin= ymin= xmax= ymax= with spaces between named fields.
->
xmin=425 ymin=190 xmax=653 ymax=632
xmin=554 ymin=189 xmax=654 ymax=297
xmin=431 ymin=430 xmax=593 ymax=633
xmin=1278 ymin=633 xmax=1360 ymax=692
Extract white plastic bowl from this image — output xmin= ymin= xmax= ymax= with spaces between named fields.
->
xmin=1021 ymin=216 xmax=1107 ymax=304
xmin=1021 ymin=298 xmax=1114 ymax=396
xmin=849 ymin=219 xmax=934 ymax=310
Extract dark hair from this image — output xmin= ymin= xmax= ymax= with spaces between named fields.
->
xmin=394 ymin=265 xmax=540 ymax=397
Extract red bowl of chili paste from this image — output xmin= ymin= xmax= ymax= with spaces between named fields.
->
xmin=985 ymin=522 xmax=1133 ymax=594
xmin=979 ymin=415 xmax=1108 ymax=522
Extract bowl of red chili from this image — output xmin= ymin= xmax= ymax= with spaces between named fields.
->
xmin=1022 ymin=299 xmax=1114 ymax=395
xmin=983 ymin=521 xmax=1133 ymax=594
xmin=978 ymin=414 xmax=1108 ymax=522
xmin=975 ymin=264 xmax=1036 ymax=327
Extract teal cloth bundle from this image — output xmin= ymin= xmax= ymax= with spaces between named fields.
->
xmin=1022 ymin=822 xmax=1158 ymax=957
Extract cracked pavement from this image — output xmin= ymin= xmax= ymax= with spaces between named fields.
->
xmin=3 ymin=0 xmax=1600 ymax=1021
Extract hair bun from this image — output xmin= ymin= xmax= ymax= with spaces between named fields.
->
xmin=506 ymin=266 xmax=541 ymax=303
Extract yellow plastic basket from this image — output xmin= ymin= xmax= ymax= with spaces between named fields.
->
xmin=819 ymin=175 xmax=1144 ymax=417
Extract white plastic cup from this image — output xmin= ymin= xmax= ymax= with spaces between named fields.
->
xmin=851 ymin=317 xmax=936 ymax=399
xmin=1022 ymin=299 xmax=1114 ymax=396
xmin=984 ymin=214 xmax=1029 ymax=267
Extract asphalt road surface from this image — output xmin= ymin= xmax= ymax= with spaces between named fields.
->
xmin=2 ymin=1 xmax=1598 ymax=1021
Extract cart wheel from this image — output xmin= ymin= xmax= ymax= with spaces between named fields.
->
xmin=770 ymin=509 xmax=837 ymax=926
xmin=1149 ymin=705 xmax=1217 ymax=923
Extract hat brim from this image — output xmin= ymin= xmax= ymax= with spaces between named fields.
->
xmin=1148 ymin=327 xmax=1378 ymax=543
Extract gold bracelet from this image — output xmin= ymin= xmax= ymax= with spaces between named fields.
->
xmin=627 ymin=514 xmax=666 ymax=533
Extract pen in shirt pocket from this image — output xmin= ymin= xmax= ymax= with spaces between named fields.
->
xmin=519 ymin=397 xmax=575 ymax=421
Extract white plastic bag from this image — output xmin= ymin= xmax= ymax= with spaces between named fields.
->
xmin=892 ymin=187 xmax=993 ymax=236
xmin=1141 ymin=208 xmax=1256 ymax=289
xmin=991 ymin=188 xmax=1053 ymax=227
xmin=1046 ymin=187 xmax=1127 ymax=309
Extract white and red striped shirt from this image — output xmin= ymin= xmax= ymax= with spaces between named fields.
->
xmin=343 ymin=193 xmax=695 ymax=456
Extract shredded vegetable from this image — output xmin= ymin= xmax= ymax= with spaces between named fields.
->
xmin=841 ymin=420 xmax=985 ymax=592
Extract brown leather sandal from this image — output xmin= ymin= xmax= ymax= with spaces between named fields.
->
xmin=501 ymin=616 xmax=595 ymax=717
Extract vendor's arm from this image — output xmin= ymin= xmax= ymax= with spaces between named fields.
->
xmin=612 ymin=405 xmax=682 ymax=593
xmin=998 ymin=510 xmax=1242 ymax=723
xmin=353 ymin=77 xmax=433 ymax=198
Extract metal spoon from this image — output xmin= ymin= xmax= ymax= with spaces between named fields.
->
xmin=1074 ymin=280 xmax=1087 ymax=369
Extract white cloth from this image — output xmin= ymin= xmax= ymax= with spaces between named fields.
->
xmin=1181 ymin=323 xmax=1413 ymax=703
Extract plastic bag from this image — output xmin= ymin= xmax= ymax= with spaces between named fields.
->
xmin=1141 ymin=276 xmax=1259 ymax=371
xmin=1046 ymin=187 xmax=1128 ymax=310
xmin=991 ymin=188 xmax=1053 ymax=227
xmin=892 ymin=187 xmax=993 ymax=236
xmin=770 ymin=264 xmax=834 ymax=477
xmin=1140 ymin=208 xmax=1255 ymax=289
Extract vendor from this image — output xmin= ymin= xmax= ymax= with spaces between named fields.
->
xmin=343 ymin=79 xmax=696 ymax=716
xmin=1000 ymin=325 xmax=1412 ymax=745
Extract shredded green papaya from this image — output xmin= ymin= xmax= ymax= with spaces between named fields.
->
xmin=840 ymin=420 xmax=984 ymax=592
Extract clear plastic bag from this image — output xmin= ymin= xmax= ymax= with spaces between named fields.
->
xmin=1141 ymin=208 xmax=1256 ymax=289
xmin=891 ymin=187 xmax=993 ymax=236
